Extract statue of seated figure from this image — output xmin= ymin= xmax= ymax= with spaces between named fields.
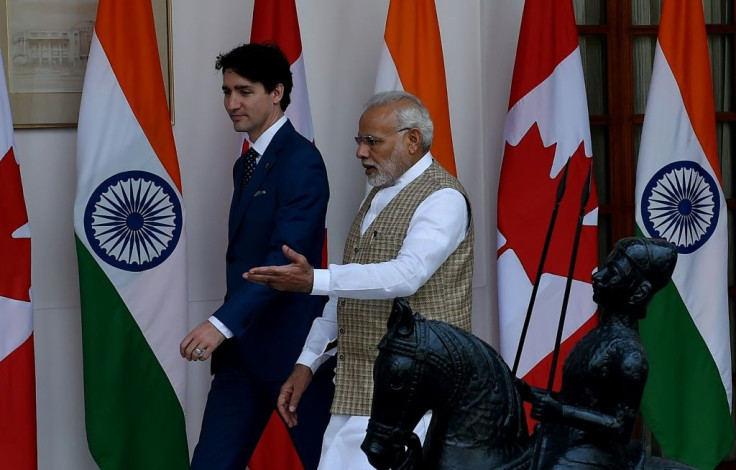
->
xmin=527 ymin=237 xmax=692 ymax=469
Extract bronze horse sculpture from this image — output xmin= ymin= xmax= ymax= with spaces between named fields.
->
xmin=361 ymin=297 xmax=531 ymax=470
xmin=362 ymin=238 xmax=695 ymax=470
xmin=363 ymin=299 xmax=695 ymax=470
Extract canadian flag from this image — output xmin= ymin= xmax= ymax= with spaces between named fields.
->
xmin=247 ymin=0 xmax=317 ymax=469
xmin=0 ymin=51 xmax=36 ymax=469
xmin=374 ymin=0 xmax=456 ymax=175
xmin=497 ymin=0 xmax=598 ymax=409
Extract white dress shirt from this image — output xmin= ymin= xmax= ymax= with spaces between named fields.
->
xmin=298 ymin=153 xmax=469 ymax=373
xmin=209 ymin=116 xmax=288 ymax=338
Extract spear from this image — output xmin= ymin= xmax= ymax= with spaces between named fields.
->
xmin=511 ymin=160 xmax=570 ymax=376
xmin=530 ymin=162 xmax=593 ymax=470
xmin=546 ymin=162 xmax=593 ymax=392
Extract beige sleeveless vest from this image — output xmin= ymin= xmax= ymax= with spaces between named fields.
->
xmin=331 ymin=161 xmax=474 ymax=416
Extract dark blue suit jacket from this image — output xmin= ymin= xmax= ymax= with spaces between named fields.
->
xmin=212 ymin=120 xmax=329 ymax=382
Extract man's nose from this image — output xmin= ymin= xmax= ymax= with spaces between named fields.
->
xmin=225 ymin=95 xmax=239 ymax=110
xmin=356 ymin=143 xmax=370 ymax=159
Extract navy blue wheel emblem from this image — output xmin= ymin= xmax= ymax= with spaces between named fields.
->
xmin=84 ymin=170 xmax=182 ymax=271
xmin=641 ymin=161 xmax=719 ymax=254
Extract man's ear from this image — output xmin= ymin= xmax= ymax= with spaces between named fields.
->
xmin=406 ymin=129 xmax=421 ymax=154
xmin=272 ymin=83 xmax=284 ymax=104
xmin=628 ymin=280 xmax=652 ymax=306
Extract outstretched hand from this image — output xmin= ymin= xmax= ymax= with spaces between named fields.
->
xmin=244 ymin=245 xmax=314 ymax=292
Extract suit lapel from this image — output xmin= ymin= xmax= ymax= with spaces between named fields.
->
xmin=228 ymin=120 xmax=293 ymax=242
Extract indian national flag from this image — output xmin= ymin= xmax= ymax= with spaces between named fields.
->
xmin=375 ymin=0 xmax=456 ymax=175
xmin=636 ymin=1 xmax=733 ymax=468
xmin=245 ymin=1 xmax=321 ymax=469
xmin=497 ymin=0 xmax=598 ymax=403
xmin=73 ymin=0 xmax=188 ymax=468
xmin=0 ymin=50 xmax=36 ymax=470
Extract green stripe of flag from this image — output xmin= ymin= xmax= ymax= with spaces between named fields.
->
xmin=77 ymin=236 xmax=188 ymax=470
xmin=638 ymin=233 xmax=733 ymax=470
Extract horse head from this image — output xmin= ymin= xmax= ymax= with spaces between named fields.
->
xmin=361 ymin=298 xmax=447 ymax=469
xmin=362 ymin=298 xmax=530 ymax=470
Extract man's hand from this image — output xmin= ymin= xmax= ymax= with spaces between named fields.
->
xmin=244 ymin=245 xmax=314 ymax=292
xmin=277 ymin=364 xmax=313 ymax=428
xmin=180 ymin=321 xmax=226 ymax=361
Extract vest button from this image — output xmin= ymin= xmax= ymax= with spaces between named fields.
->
xmin=339 ymin=354 xmax=345 ymax=360
xmin=354 ymin=247 xmax=359 ymax=253
xmin=340 ymin=300 xmax=346 ymax=306
xmin=339 ymin=328 xmax=345 ymax=334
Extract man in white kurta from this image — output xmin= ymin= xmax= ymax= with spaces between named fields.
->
xmin=246 ymin=91 xmax=474 ymax=469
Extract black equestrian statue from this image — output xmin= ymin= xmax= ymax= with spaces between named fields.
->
xmin=362 ymin=237 xmax=695 ymax=470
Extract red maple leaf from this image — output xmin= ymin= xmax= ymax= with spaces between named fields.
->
xmin=0 ymin=148 xmax=31 ymax=302
xmin=498 ymin=123 xmax=598 ymax=284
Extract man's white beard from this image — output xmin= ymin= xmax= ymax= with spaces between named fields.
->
xmin=367 ymin=145 xmax=409 ymax=188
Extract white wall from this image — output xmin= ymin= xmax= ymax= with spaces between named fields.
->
xmin=14 ymin=1 xmax=523 ymax=467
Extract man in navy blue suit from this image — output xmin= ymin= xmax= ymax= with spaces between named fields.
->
xmin=180 ymin=43 xmax=334 ymax=470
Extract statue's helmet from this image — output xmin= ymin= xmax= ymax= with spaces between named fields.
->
xmin=615 ymin=237 xmax=678 ymax=293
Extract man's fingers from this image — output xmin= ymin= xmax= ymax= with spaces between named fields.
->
xmin=288 ymin=385 xmax=303 ymax=413
xmin=277 ymin=386 xmax=298 ymax=427
xmin=195 ymin=346 xmax=209 ymax=361
xmin=243 ymin=268 xmax=273 ymax=283
xmin=180 ymin=322 xmax=224 ymax=361
xmin=244 ymin=273 xmax=270 ymax=284
xmin=187 ymin=344 xmax=204 ymax=361
xmin=179 ymin=334 xmax=194 ymax=358
xmin=277 ymin=391 xmax=289 ymax=416
xmin=277 ymin=388 xmax=290 ymax=409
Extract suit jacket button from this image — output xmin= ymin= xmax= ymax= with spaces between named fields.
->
xmin=339 ymin=328 xmax=345 ymax=334
xmin=338 ymin=354 xmax=345 ymax=361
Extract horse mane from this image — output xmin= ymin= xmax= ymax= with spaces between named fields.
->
xmin=380 ymin=300 xmax=524 ymax=432
xmin=366 ymin=298 xmax=531 ymax=469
